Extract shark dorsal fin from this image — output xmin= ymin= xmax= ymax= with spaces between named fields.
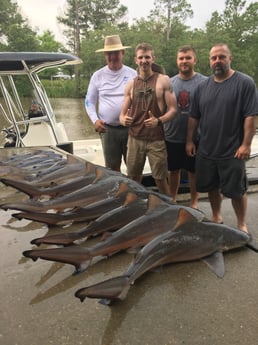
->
xmin=66 ymin=154 xmax=80 ymax=164
xmin=85 ymin=161 xmax=96 ymax=175
xmin=124 ymin=192 xmax=138 ymax=205
xmin=174 ymin=208 xmax=198 ymax=229
xmin=115 ymin=182 xmax=130 ymax=196
xmin=91 ymin=167 xmax=108 ymax=183
xmin=145 ymin=193 xmax=168 ymax=213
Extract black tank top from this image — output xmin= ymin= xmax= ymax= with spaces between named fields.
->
xmin=129 ymin=72 xmax=164 ymax=141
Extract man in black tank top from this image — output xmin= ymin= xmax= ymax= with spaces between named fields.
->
xmin=120 ymin=43 xmax=177 ymax=195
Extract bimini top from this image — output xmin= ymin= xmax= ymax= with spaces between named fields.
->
xmin=0 ymin=52 xmax=82 ymax=74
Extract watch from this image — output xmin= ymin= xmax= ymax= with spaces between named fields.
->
xmin=157 ymin=118 xmax=162 ymax=126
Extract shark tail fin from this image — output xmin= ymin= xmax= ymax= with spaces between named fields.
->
xmin=23 ymin=245 xmax=92 ymax=274
xmin=74 ymin=276 xmax=130 ymax=305
xmin=12 ymin=211 xmax=68 ymax=225
xmin=31 ymin=232 xmax=82 ymax=247
xmin=0 ymin=178 xmax=40 ymax=198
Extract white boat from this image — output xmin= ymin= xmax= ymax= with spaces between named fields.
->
xmin=0 ymin=52 xmax=81 ymax=152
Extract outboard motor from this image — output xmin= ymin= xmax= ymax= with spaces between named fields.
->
xmin=2 ymin=127 xmax=17 ymax=147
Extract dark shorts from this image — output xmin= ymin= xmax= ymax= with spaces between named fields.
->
xmin=166 ymin=141 xmax=196 ymax=173
xmin=195 ymin=155 xmax=248 ymax=198
xmin=100 ymin=125 xmax=128 ymax=170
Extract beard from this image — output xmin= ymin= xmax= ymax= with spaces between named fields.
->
xmin=212 ymin=63 xmax=229 ymax=77
xmin=180 ymin=64 xmax=191 ymax=73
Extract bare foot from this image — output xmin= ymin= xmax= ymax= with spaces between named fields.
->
xmin=190 ymin=203 xmax=198 ymax=209
xmin=211 ymin=217 xmax=223 ymax=224
xmin=238 ymin=224 xmax=248 ymax=233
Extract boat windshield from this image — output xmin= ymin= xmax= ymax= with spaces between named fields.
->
xmin=0 ymin=72 xmax=54 ymax=147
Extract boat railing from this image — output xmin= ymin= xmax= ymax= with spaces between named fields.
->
xmin=12 ymin=116 xmax=49 ymax=125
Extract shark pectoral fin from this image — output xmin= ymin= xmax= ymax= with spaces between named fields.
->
xmin=153 ymin=265 xmax=165 ymax=272
xmin=202 ymin=251 xmax=225 ymax=278
xmin=73 ymin=260 xmax=91 ymax=275
xmin=246 ymin=236 xmax=258 ymax=252
xmin=12 ymin=213 xmax=24 ymax=221
xmin=98 ymin=298 xmax=113 ymax=306
xmin=126 ymin=246 xmax=141 ymax=255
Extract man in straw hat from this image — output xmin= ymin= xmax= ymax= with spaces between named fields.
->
xmin=85 ymin=35 xmax=137 ymax=172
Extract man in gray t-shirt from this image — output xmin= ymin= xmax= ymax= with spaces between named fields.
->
xmin=164 ymin=45 xmax=207 ymax=208
xmin=186 ymin=43 xmax=258 ymax=232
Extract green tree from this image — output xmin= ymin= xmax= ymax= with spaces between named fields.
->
xmin=0 ymin=0 xmax=40 ymax=51
xmin=58 ymin=0 xmax=128 ymax=57
xmin=150 ymin=0 xmax=193 ymax=40
xmin=0 ymin=0 xmax=22 ymax=49
xmin=7 ymin=23 xmax=39 ymax=51
xmin=204 ymin=0 xmax=258 ymax=78
xmin=38 ymin=30 xmax=64 ymax=52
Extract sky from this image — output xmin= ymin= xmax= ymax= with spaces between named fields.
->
xmin=15 ymin=0 xmax=235 ymax=42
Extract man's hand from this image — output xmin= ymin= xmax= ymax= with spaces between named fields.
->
xmin=144 ymin=110 xmax=160 ymax=128
xmin=121 ymin=109 xmax=133 ymax=127
xmin=234 ymin=144 xmax=251 ymax=160
xmin=95 ymin=119 xmax=106 ymax=133
xmin=186 ymin=142 xmax=196 ymax=157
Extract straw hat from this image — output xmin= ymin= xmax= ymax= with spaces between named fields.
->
xmin=95 ymin=35 xmax=131 ymax=53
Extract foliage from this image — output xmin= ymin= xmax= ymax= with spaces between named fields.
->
xmin=203 ymin=0 xmax=258 ymax=78
xmin=150 ymin=0 xmax=193 ymax=40
xmin=37 ymin=31 xmax=64 ymax=52
xmin=0 ymin=0 xmax=257 ymax=98
xmin=42 ymin=78 xmax=88 ymax=98
xmin=78 ymin=0 xmax=258 ymax=85
xmin=57 ymin=0 xmax=128 ymax=55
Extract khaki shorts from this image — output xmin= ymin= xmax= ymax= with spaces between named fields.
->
xmin=126 ymin=136 xmax=168 ymax=179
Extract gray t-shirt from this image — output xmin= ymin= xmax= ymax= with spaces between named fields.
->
xmin=164 ymin=72 xmax=207 ymax=143
xmin=190 ymin=71 xmax=258 ymax=159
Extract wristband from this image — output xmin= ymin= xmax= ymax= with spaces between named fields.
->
xmin=157 ymin=118 xmax=162 ymax=126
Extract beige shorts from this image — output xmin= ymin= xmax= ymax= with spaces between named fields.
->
xmin=126 ymin=136 xmax=168 ymax=179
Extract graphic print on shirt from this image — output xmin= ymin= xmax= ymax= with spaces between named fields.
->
xmin=178 ymin=90 xmax=190 ymax=112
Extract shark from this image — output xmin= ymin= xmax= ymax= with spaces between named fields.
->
xmin=22 ymin=195 xmax=204 ymax=274
xmin=0 ymin=173 xmax=146 ymax=213
xmin=29 ymin=191 xmax=150 ymax=246
xmin=13 ymin=183 xmax=143 ymax=226
xmin=74 ymin=210 xmax=258 ymax=305
xmin=0 ymin=173 xmax=97 ymax=199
